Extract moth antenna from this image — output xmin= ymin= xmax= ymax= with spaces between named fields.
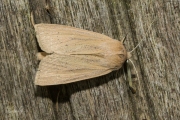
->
xmin=121 ymin=34 xmax=128 ymax=43
xmin=128 ymin=59 xmax=139 ymax=82
xmin=129 ymin=19 xmax=156 ymax=53
xmin=129 ymin=39 xmax=142 ymax=53
xmin=30 ymin=12 xmax=35 ymax=27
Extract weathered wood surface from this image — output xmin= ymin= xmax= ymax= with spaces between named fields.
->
xmin=0 ymin=0 xmax=179 ymax=119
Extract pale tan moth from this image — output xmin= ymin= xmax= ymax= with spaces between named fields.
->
xmin=31 ymin=13 xmax=139 ymax=92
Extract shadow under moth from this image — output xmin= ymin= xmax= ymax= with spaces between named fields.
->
xmin=31 ymin=14 xmax=135 ymax=92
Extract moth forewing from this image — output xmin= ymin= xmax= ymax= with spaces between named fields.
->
xmin=34 ymin=24 xmax=128 ymax=86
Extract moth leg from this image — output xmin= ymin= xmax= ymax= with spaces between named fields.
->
xmin=36 ymin=52 xmax=49 ymax=60
xmin=127 ymin=60 xmax=136 ymax=94
xmin=30 ymin=12 xmax=35 ymax=27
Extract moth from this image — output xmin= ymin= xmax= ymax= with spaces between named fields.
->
xmin=33 ymin=23 xmax=132 ymax=86
xmin=31 ymin=16 xmax=132 ymax=86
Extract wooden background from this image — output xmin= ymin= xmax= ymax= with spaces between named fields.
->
xmin=0 ymin=0 xmax=180 ymax=119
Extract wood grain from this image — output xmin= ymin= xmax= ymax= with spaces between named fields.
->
xmin=0 ymin=0 xmax=179 ymax=119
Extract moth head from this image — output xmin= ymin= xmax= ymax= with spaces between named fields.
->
xmin=127 ymin=52 xmax=132 ymax=60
